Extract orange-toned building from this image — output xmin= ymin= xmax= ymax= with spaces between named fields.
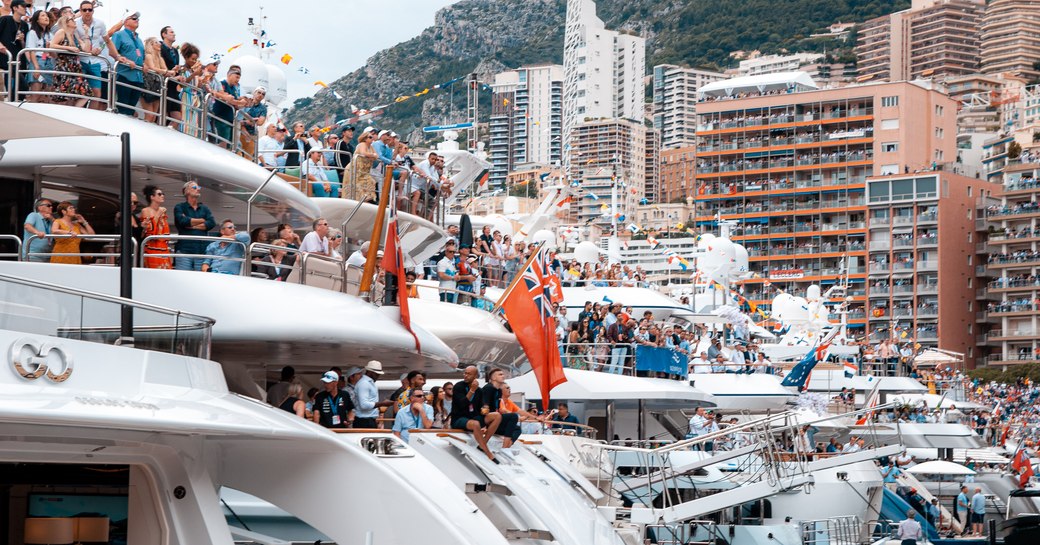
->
xmin=866 ymin=171 xmax=993 ymax=364
xmin=693 ymin=77 xmax=958 ymax=337
xmin=659 ymin=147 xmax=696 ymax=204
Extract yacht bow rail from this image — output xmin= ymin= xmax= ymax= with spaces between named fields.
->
xmin=0 ymin=272 xmax=213 ymax=358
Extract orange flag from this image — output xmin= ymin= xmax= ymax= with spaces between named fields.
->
xmin=380 ymin=199 xmax=420 ymax=352
xmin=500 ymin=247 xmax=566 ymax=404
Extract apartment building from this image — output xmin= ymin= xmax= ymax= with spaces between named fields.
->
xmin=562 ymin=0 xmax=645 ymax=167
xmin=866 ymin=172 xmax=990 ymax=360
xmin=980 ymin=0 xmax=1040 ymax=82
xmin=856 ymin=0 xmax=984 ymax=82
xmin=652 ymin=65 xmax=726 ymax=150
xmin=737 ymin=53 xmax=825 ymax=77
xmin=568 ymin=118 xmax=647 ymax=227
xmin=692 ymin=77 xmax=958 ymax=335
xmin=659 ymin=146 xmax=697 ymax=205
xmin=982 ymin=160 xmax=1040 ymax=367
xmin=488 ymin=65 xmax=564 ymax=188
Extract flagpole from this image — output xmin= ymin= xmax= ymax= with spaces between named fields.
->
xmin=491 ymin=241 xmax=545 ymax=314
xmin=360 ymin=168 xmax=395 ymax=298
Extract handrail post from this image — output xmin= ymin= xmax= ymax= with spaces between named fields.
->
xmin=244 ymin=170 xmax=278 ymax=235
xmin=119 ymin=132 xmax=134 ymax=347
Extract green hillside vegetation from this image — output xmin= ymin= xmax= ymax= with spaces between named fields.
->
xmin=288 ymin=0 xmax=909 ymax=140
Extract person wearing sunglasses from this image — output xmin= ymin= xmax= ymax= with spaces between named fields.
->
xmin=201 ymin=219 xmax=249 ymax=274
xmin=22 ymin=198 xmax=53 ymax=261
xmin=173 ymin=180 xmax=216 ymax=271
xmin=391 ymin=387 xmax=433 ymax=443
xmin=140 ymin=184 xmax=172 ymax=269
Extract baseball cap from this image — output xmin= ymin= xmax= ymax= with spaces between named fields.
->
xmin=377 ymin=130 xmax=390 ymax=138
xmin=340 ymin=124 xmax=355 ymax=132
xmin=320 ymin=371 xmax=339 ymax=383
xmin=390 ymin=131 xmax=399 ymax=138
xmin=11 ymin=0 xmax=27 ymax=8
xmin=361 ymin=126 xmax=376 ymax=136
xmin=253 ymin=86 xmax=267 ymax=94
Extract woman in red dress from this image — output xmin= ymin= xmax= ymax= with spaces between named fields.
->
xmin=140 ymin=185 xmax=172 ymax=269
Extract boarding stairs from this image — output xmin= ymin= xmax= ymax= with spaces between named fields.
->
xmin=596 ymin=407 xmax=906 ymax=526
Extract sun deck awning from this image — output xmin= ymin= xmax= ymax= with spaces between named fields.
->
xmin=507 ymin=368 xmax=715 ymax=409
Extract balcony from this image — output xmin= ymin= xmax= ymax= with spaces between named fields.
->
xmin=893 ymin=216 xmax=914 ymax=226
xmin=869 ymin=263 xmax=890 ymax=274
xmin=987 ymin=303 xmax=1039 ymax=316
xmin=916 ymin=236 xmax=938 ymax=247
xmin=917 ymin=330 xmax=938 ymax=341
xmin=917 ymin=261 xmax=938 ymax=271
xmin=917 ymin=283 xmax=938 ymax=294
xmin=893 ymin=238 xmax=915 ymax=248
xmin=917 ymin=305 xmax=939 ymax=318
xmin=870 ymin=217 xmax=890 ymax=227
xmin=869 ymin=286 xmax=891 ymax=296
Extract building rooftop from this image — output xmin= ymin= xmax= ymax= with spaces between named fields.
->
xmin=698 ymin=72 xmax=818 ymax=100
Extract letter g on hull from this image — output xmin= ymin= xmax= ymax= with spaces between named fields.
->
xmin=9 ymin=337 xmax=73 ymax=382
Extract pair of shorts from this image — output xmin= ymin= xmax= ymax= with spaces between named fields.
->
xmin=80 ymin=62 xmax=102 ymax=89
xmin=27 ymin=57 xmax=55 ymax=86
xmin=451 ymin=417 xmax=479 ymax=430
xmin=970 ymin=513 xmax=984 ymax=524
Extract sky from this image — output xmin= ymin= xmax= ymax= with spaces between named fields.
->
xmin=80 ymin=0 xmax=461 ymax=105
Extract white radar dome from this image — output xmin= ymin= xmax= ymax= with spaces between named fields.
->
xmin=264 ymin=64 xmax=288 ymax=105
xmin=228 ymin=55 xmax=268 ymax=95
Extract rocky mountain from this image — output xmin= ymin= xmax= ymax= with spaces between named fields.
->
xmin=287 ymin=0 xmax=908 ymax=144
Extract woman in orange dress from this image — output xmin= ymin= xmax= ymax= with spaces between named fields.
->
xmin=140 ymin=185 xmax=173 ymax=269
xmin=50 ymin=201 xmax=95 ymax=264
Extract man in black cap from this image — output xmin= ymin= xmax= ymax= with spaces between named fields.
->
xmin=333 ymin=124 xmax=355 ymax=182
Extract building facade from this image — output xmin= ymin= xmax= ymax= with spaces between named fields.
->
xmin=659 ymin=146 xmax=697 ymax=205
xmin=562 ymin=0 xmax=645 ymax=167
xmin=980 ymin=0 xmax=1040 ymax=82
xmin=856 ymin=0 xmax=984 ymax=83
xmin=568 ymin=118 xmax=647 ymax=228
xmin=652 ymin=64 xmax=726 ymax=150
xmin=983 ymin=159 xmax=1040 ymax=367
xmin=692 ymin=79 xmax=958 ymax=336
xmin=489 ymin=65 xmax=564 ymax=188
xmin=866 ymin=172 xmax=991 ymax=360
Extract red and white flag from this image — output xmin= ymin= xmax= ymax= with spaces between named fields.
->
xmin=380 ymin=197 xmax=420 ymax=352
xmin=500 ymin=246 xmax=567 ymax=404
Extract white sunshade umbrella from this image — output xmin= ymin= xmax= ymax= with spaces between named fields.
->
xmin=906 ymin=460 xmax=977 ymax=476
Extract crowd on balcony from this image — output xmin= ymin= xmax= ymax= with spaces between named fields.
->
xmin=989 ymin=274 xmax=1040 ymax=289
xmin=993 ymin=225 xmax=1040 ymax=240
xmin=987 ymin=298 xmax=1038 ymax=314
xmin=986 ymin=201 xmax=1040 ymax=217
xmin=988 ymin=250 xmax=1040 ymax=264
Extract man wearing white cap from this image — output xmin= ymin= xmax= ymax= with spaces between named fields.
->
xmin=354 ymin=360 xmax=392 ymax=428
xmin=312 ymin=370 xmax=355 ymax=429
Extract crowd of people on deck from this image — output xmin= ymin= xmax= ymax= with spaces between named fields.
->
xmin=2 ymin=2 xmax=455 ymax=219
xmin=265 ymin=363 xmax=581 ymax=461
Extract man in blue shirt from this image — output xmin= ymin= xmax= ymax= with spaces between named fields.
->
xmin=173 ymin=181 xmax=216 ymax=271
xmin=955 ymin=485 xmax=969 ymax=533
xmin=201 ymin=220 xmax=249 ymax=274
xmin=969 ymin=487 xmax=986 ymax=536
xmin=109 ymin=13 xmax=145 ymax=116
xmin=392 ymin=388 xmax=433 ymax=443
xmin=352 ymin=360 xmax=393 ymax=428
xmin=550 ymin=402 xmax=580 ymax=432
xmin=211 ymin=65 xmax=247 ymax=148
xmin=22 ymin=198 xmax=53 ymax=261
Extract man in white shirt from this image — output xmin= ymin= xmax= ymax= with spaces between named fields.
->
xmin=347 ymin=241 xmax=369 ymax=268
xmin=298 ymin=217 xmax=331 ymax=256
xmin=896 ymin=509 xmax=922 ymax=545
xmin=686 ymin=407 xmax=710 ymax=440
xmin=258 ymin=124 xmax=285 ymax=169
xmin=75 ymin=2 xmax=108 ymax=109
xmin=304 ymin=149 xmax=339 ymax=197
xmin=436 ymin=242 xmax=459 ymax=303
xmin=689 ymin=351 xmax=710 ymax=374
